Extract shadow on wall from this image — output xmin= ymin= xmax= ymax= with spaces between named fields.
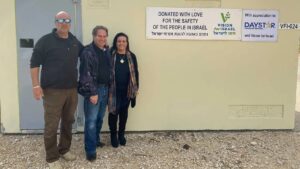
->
xmin=0 ymin=99 xmax=2 ymax=133
xmin=295 ymin=40 xmax=300 ymax=131
xmin=295 ymin=112 xmax=300 ymax=131
xmin=0 ymin=99 xmax=4 ymax=133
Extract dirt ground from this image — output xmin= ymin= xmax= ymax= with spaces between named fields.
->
xmin=0 ymin=131 xmax=299 ymax=169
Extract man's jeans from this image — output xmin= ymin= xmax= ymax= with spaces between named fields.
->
xmin=84 ymin=85 xmax=108 ymax=156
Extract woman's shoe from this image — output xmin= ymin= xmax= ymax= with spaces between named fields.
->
xmin=118 ymin=132 xmax=126 ymax=146
xmin=110 ymin=132 xmax=119 ymax=148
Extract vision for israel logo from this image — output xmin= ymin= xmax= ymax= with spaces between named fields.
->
xmin=221 ymin=12 xmax=231 ymax=23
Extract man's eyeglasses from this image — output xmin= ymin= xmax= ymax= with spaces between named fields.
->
xmin=55 ymin=18 xmax=71 ymax=24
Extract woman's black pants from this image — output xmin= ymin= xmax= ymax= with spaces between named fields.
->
xmin=108 ymin=105 xmax=129 ymax=134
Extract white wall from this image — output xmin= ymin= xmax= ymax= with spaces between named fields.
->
xmin=0 ymin=1 xmax=20 ymax=133
xmin=81 ymin=0 xmax=300 ymax=130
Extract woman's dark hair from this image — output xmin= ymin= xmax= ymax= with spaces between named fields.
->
xmin=111 ymin=32 xmax=130 ymax=52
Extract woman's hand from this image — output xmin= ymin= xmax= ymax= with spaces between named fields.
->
xmin=90 ymin=95 xmax=98 ymax=105
xmin=131 ymin=98 xmax=136 ymax=108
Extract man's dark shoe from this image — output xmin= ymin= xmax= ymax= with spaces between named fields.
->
xmin=110 ymin=132 xmax=119 ymax=148
xmin=96 ymin=141 xmax=105 ymax=148
xmin=86 ymin=154 xmax=96 ymax=162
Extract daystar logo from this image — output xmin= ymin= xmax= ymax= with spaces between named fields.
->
xmin=221 ymin=12 xmax=230 ymax=23
xmin=244 ymin=22 xmax=276 ymax=29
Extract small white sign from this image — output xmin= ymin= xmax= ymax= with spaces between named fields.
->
xmin=279 ymin=23 xmax=300 ymax=30
xmin=242 ymin=10 xmax=279 ymax=42
xmin=146 ymin=7 xmax=242 ymax=40
xmin=87 ymin=0 xmax=110 ymax=9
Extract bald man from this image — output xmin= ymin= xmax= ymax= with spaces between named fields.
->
xmin=30 ymin=11 xmax=83 ymax=169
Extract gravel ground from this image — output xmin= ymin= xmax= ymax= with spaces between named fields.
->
xmin=0 ymin=131 xmax=300 ymax=169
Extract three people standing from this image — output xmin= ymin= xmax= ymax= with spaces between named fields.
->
xmin=31 ymin=11 xmax=139 ymax=166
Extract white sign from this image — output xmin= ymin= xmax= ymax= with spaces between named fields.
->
xmin=87 ymin=0 xmax=110 ymax=9
xmin=242 ymin=10 xmax=279 ymax=42
xmin=279 ymin=23 xmax=300 ymax=30
xmin=146 ymin=7 xmax=242 ymax=40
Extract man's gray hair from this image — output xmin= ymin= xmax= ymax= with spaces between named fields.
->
xmin=92 ymin=25 xmax=108 ymax=37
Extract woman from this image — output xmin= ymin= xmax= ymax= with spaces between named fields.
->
xmin=108 ymin=32 xmax=139 ymax=148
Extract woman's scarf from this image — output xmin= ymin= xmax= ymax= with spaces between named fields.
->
xmin=108 ymin=50 xmax=138 ymax=114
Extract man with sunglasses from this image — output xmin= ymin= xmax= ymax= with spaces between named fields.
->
xmin=30 ymin=11 xmax=83 ymax=169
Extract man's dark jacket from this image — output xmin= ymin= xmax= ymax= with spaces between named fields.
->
xmin=78 ymin=43 xmax=111 ymax=97
xmin=30 ymin=29 xmax=83 ymax=89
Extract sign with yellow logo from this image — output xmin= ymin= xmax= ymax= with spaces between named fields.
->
xmin=146 ymin=7 xmax=242 ymax=40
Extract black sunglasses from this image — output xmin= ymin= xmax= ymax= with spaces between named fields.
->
xmin=55 ymin=18 xmax=71 ymax=24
